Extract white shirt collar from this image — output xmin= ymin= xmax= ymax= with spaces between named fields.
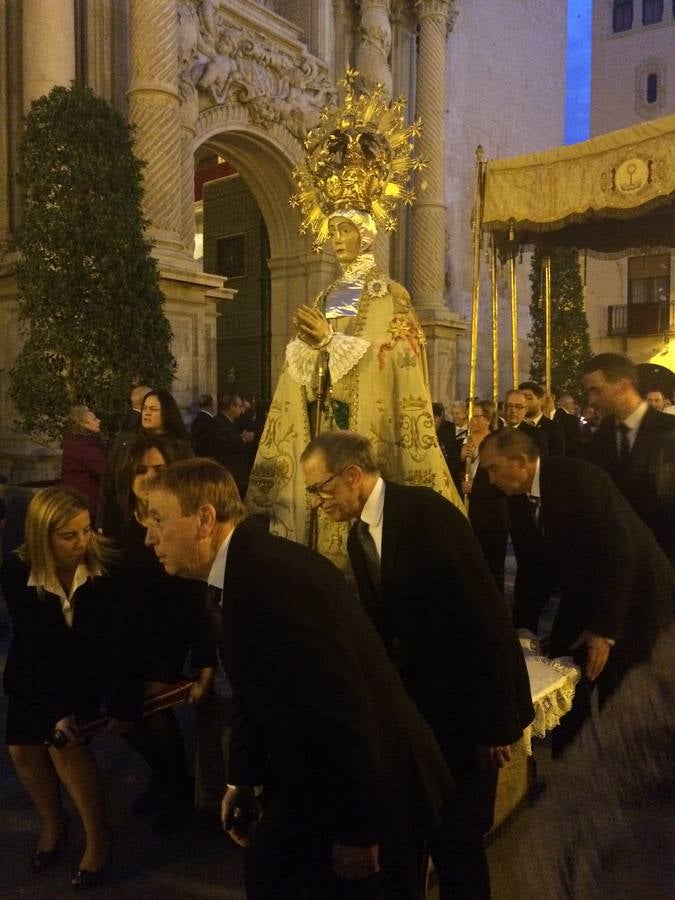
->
xmin=28 ymin=561 xmax=102 ymax=627
xmin=360 ymin=477 xmax=385 ymax=530
xmin=359 ymin=477 xmax=386 ymax=558
xmin=207 ymin=528 xmax=235 ymax=589
xmin=528 ymin=457 xmax=542 ymax=500
xmin=527 ymin=412 xmax=543 ymax=426
xmin=619 ymin=400 xmax=648 ymax=432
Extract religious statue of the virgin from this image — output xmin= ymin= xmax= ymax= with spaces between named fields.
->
xmin=247 ymin=71 xmax=463 ymax=568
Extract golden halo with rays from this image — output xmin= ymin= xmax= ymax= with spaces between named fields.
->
xmin=290 ymin=69 xmax=425 ymax=251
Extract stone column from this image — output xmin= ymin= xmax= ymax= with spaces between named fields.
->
xmin=389 ymin=0 xmax=417 ymax=287
xmin=411 ymin=0 xmax=465 ymax=404
xmin=22 ymin=0 xmax=76 ymax=111
xmin=355 ymin=0 xmax=392 ymax=96
xmin=127 ymin=0 xmax=184 ymax=261
xmin=84 ymin=0 xmax=113 ymax=103
xmin=355 ymin=1 xmax=392 ymax=270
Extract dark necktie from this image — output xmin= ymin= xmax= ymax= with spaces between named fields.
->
xmin=356 ymin=519 xmax=381 ymax=594
xmin=617 ymin=422 xmax=631 ymax=469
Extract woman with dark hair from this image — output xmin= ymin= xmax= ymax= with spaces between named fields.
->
xmin=105 ymin=433 xmax=215 ymax=833
xmin=1 ymin=486 xmax=140 ymax=890
xmin=98 ymin=389 xmax=189 ymax=533
xmin=139 ymin=390 xmax=189 ymax=443
xmin=454 ymin=400 xmax=509 ymax=593
xmin=60 ymin=406 xmax=107 ymax=520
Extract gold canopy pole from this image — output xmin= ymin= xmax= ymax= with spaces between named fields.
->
xmin=490 ymin=236 xmax=499 ymax=406
xmin=466 ymin=146 xmax=486 ymax=510
xmin=509 ymin=227 xmax=519 ymax=387
xmin=468 ymin=145 xmax=485 ymax=417
xmin=544 ymin=254 xmax=552 ymax=394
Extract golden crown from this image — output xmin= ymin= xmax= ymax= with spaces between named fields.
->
xmin=290 ymin=69 xmax=424 ymax=250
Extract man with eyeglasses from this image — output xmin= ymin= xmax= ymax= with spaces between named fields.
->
xmin=503 ymin=389 xmax=538 ymax=438
xmin=300 ymin=431 xmax=533 ymax=900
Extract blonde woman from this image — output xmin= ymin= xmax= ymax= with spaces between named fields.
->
xmin=1 ymin=486 xmax=140 ymax=890
xmin=60 ymin=406 xmax=107 ymax=520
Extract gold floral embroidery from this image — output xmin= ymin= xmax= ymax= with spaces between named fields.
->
xmin=378 ymin=315 xmax=421 ymax=369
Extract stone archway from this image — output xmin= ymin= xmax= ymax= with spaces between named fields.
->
xmin=193 ymin=115 xmax=335 ymax=379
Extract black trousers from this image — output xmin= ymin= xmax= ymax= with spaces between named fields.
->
xmin=428 ymin=760 xmax=497 ymax=900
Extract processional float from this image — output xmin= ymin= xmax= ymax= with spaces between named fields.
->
xmin=467 ymin=113 xmax=675 ymax=415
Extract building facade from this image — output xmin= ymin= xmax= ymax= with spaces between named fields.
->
xmin=585 ymin=0 xmax=675 ymax=384
xmin=0 ymin=0 xmax=566 ymax=477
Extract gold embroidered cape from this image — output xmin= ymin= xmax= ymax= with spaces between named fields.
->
xmin=247 ymin=266 xmax=463 ymax=570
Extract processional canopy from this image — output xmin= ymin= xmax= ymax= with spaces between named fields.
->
xmin=481 ymin=114 xmax=675 ymax=256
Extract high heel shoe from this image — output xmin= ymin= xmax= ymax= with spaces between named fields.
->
xmin=71 ymin=840 xmax=112 ymax=892
xmin=31 ymin=816 xmax=70 ymax=871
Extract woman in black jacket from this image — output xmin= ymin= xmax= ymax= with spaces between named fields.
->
xmin=104 ymin=433 xmax=215 ymax=833
xmin=2 ymin=486 xmax=141 ymax=889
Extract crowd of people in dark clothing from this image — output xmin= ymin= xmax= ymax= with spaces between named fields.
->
xmin=1 ymin=353 xmax=673 ymax=897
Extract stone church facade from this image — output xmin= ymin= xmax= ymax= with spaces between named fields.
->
xmin=0 ymin=0 xmax=565 ymax=476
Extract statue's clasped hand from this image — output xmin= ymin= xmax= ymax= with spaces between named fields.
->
xmin=294 ymin=305 xmax=332 ymax=349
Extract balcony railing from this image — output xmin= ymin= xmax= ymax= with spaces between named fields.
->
xmin=607 ymin=302 xmax=675 ymax=336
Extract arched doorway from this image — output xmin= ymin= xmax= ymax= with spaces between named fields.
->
xmin=195 ymin=149 xmax=271 ymax=400
xmin=191 ymin=120 xmax=335 ymax=398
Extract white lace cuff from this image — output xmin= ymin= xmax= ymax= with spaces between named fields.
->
xmin=328 ymin=333 xmax=370 ymax=384
xmin=285 ymin=333 xmax=371 ymax=387
xmin=286 ymin=337 xmax=318 ymax=386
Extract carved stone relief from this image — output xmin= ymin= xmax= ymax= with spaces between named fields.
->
xmin=177 ymin=1 xmax=336 ymax=140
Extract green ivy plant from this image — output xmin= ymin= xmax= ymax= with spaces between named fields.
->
xmin=10 ymin=84 xmax=176 ymax=442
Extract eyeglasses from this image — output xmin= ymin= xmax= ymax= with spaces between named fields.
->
xmin=505 ymin=403 xmax=525 ymax=410
xmin=306 ymin=470 xmax=345 ymax=497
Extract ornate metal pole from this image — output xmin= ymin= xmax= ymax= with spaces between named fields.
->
xmin=544 ymin=254 xmax=552 ymax=393
xmin=509 ymin=228 xmax=519 ymax=387
xmin=490 ymin=236 xmax=499 ymax=406
xmin=466 ymin=146 xmax=485 ymax=510
xmin=468 ymin=145 xmax=485 ymax=418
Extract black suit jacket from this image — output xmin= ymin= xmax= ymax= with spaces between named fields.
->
xmin=587 ymin=407 xmax=675 ymax=565
xmin=1 ymin=555 xmax=142 ymax=730
xmin=554 ymin=407 xmax=582 ymax=456
xmin=204 ymin=414 xmax=249 ymax=497
xmin=217 ymin=522 xmax=454 ymax=855
xmin=347 ymin=482 xmax=533 ymax=768
xmin=527 ymin=414 xmax=566 ymax=456
xmin=190 ymin=410 xmax=215 ymax=456
xmin=510 ymin=457 xmax=674 ymax=668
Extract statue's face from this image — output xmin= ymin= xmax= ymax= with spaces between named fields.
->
xmin=329 ymin=218 xmax=361 ymax=263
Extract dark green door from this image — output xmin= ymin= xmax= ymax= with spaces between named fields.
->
xmin=203 ymin=174 xmax=271 ymax=401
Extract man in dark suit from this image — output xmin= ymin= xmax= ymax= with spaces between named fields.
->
xmin=553 ymin=393 xmax=582 ymax=456
xmin=479 ymin=428 xmax=674 ymax=756
xmin=504 ymin=389 xmax=538 ymax=438
xmin=204 ymin=394 xmax=254 ymax=499
xmin=190 ymin=393 xmax=216 ymax=456
xmin=120 ymin=383 xmax=152 ymax=432
xmin=300 ymin=432 xmax=533 ymax=900
xmin=519 ymin=381 xmax=566 ymax=456
xmin=145 ymin=458 xmax=455 ymax=900
xmin=582 ymin=353 xmax=675 ymax=566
